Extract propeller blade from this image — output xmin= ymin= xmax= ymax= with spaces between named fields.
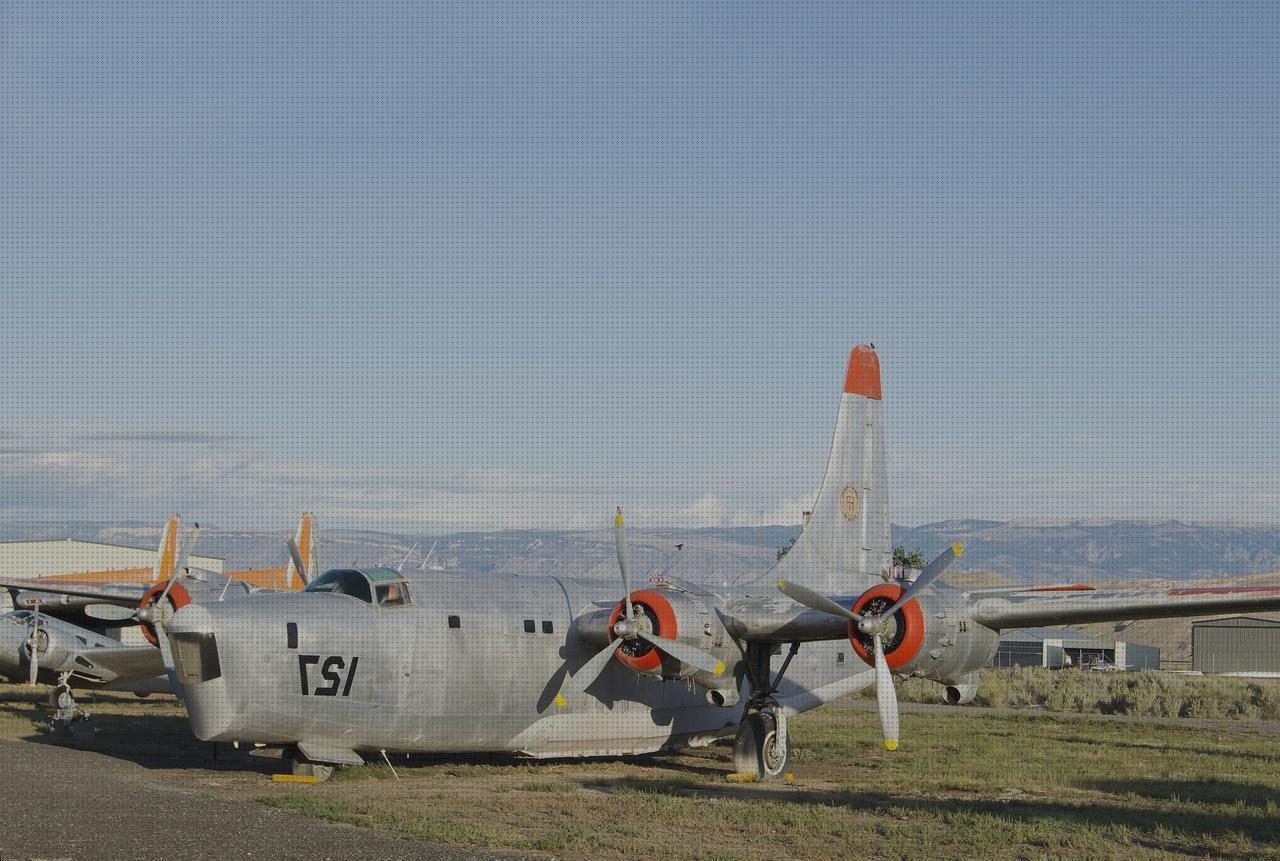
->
xmin=615 ymin=508 xmax=634 ymax=622
xmin=286 ymin=537 xmax=308 ymax=583
xmin=85 ymin=603 xmax=139 ymax=622
xmin=154 ymin=615 xmax=184 ymax=702
xmin=27 ymin=605 xmax=40 ymax=686
xmin=873 ymin=633 xmax=899 ymax=751
xmin=777 ymin=579 xmax=865 ymax=624
xmin=554 ymin=638 xmax=623 ymax=706
xmin=636 ymin=631 xmax=726 ymax=676
xmin=153 ymin=562 xmax=193 ymax=610
xmin=174 ymin=522 xmax=201 ymax=576
xmin=880 ymin=543 xmax=964 ymax=620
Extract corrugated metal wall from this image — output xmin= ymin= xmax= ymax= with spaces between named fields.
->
xmin=1192 ymin=619 xmax=1280 ymax=674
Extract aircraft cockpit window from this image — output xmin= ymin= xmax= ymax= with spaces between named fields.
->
xmin=376 ymin=582 xmax=410 ymax=607
xmin=304 ymin=570 xmax=374 ymax=604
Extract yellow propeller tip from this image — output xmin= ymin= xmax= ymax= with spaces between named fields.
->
xmin=553 ymin=693 xmax=567 ymax=708
xmin=952 ymin=543 xmax=964 ymax=557
xmin=615 ymin=513 xmax=624 ymax=526
xmin=777 ymin=580 xmax=787 ymax=589
xmin=884 ymin=739 xmax=898 ymax=751
xmin=713 ymin=661 xmax=725 ymax=676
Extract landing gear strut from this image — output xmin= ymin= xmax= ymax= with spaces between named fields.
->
xmin=732 ymin=642 xmax=799 ymax=781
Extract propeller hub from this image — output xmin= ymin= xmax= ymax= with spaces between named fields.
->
xmin=857 ymin=616 xmax=887 ymax=637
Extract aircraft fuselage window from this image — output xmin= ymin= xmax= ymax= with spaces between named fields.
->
xmin=542 ymin=620 xmax=554 ymax=634
xmin=447 ymin=615 xmax=461 ymax=629
xmin=523 ymin=619 xmax=536 ymax=633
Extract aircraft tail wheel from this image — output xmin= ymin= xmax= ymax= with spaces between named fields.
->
xmin=289 ymin=751 xmax=335 ymax=782
xmin=733 ymin=710 xmax=790 ymax=781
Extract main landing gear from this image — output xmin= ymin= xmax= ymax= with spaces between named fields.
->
xmin=732 ymin=642 xmax=799 ymax=781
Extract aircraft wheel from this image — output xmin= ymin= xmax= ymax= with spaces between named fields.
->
xmin=733 ymin=710 xmax=790 ymax=781
xmin=290 ymin=753 xmax=335 ymax=782
xmin=48 ymin=684 xmax=72 ymax=711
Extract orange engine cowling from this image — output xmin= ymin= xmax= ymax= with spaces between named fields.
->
xmin=137 ymin=580 xmax=193 ymax=647
xmin=606 ymin=589 xmax=679 ymax=673
xmin=846 ymin=583 xmax=926 ymax=672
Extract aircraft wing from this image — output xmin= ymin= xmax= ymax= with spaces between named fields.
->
xmin=967 ymin=583 xmax=1280 ymax=630
xmin=0 ymin=578 xmax=149 ymax=608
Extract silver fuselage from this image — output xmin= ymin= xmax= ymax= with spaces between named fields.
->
xmin=169 ymin=570 xmax=868 ymax=758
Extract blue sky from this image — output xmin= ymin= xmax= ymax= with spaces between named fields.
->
xmin=2 ymin=3 xmax=1277 ymax=529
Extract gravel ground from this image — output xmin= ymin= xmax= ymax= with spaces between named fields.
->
xmin=0 ymin=738 xmax=533 ymax=861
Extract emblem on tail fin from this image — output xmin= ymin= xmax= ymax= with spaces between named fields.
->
xmin=839 ymin=484 xmax=861 ymax=523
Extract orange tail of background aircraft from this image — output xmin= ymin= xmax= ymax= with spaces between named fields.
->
xmin=40 ymin=513 xmax=313 ymax=591
xmin=225 ymin=512 xmax=315 ymax=590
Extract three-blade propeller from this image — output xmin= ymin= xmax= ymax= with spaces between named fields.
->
xmin=555 ymin=509 xmax=725 ymax=707
xmin=778 ymin=542 xmax=963 ymax=751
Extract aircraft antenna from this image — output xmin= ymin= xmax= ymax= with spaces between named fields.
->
xmin=396 ymin=542 xmax=421 ymax=574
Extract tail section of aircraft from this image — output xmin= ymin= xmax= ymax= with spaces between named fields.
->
xmin=771 ymin=345 xmax=891 ymax=593
xmin=151 ymin=515 xmax=181 ymax=582
xmin=286 ymin=513 xmax=315 ymax=588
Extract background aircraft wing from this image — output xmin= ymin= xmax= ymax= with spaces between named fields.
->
xmin=66 ymin=643 xmax=164 ymax=683
xmin=967 ymin=583 xmax=1280 ymax=630
xmin=0 ymin=578 xmax=150 ymax=608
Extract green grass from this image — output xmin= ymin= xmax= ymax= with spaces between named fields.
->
xmin=257 ymin=706 xmax=1280 ymax=860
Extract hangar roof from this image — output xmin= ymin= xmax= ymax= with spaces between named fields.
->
xmin=1191 ymin=616 xmax=1280 ymax=628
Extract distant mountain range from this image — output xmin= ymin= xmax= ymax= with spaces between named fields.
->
xmin=4 ymin=518 xmax=1280 ymax=584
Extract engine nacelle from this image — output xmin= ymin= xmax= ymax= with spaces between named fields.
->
xmin=1 ymin=612 xmax=75 ymax=679
xmin=846 ymin=583 xmax=998 ymax=685
xmin=576 ymin=587 xmax=734 ymax=693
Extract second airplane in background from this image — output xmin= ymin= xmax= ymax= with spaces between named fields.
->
xmin=0 ymin=513 xmax=318 ymax=724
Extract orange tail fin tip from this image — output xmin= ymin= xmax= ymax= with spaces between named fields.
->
xmin=843 ymin=344 xmax=882 ymax=400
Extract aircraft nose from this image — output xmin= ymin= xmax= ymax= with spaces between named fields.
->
xmin=166 ymin=604 xmax=224 ymax=687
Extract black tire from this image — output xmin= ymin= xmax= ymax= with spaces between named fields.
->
xmin=733 ymin=711 xmax=790 ymax=781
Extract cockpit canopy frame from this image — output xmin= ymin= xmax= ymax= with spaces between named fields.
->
xmin=304 ymin=567 xmax=412 ymax=607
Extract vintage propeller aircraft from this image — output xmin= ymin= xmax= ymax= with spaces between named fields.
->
xmin=0 ymin=514 xmax=318 ymax=725
xmin=163 ymin=345 xmax=1280 ymax=781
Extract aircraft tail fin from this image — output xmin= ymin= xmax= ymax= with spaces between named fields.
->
xmin=152 ymin=515 xmax=182 ymax=582
xmin=286 ymin=513 xmax=316 ymax=588
xmin=770 ymin=345 xmax=891 ymax=594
